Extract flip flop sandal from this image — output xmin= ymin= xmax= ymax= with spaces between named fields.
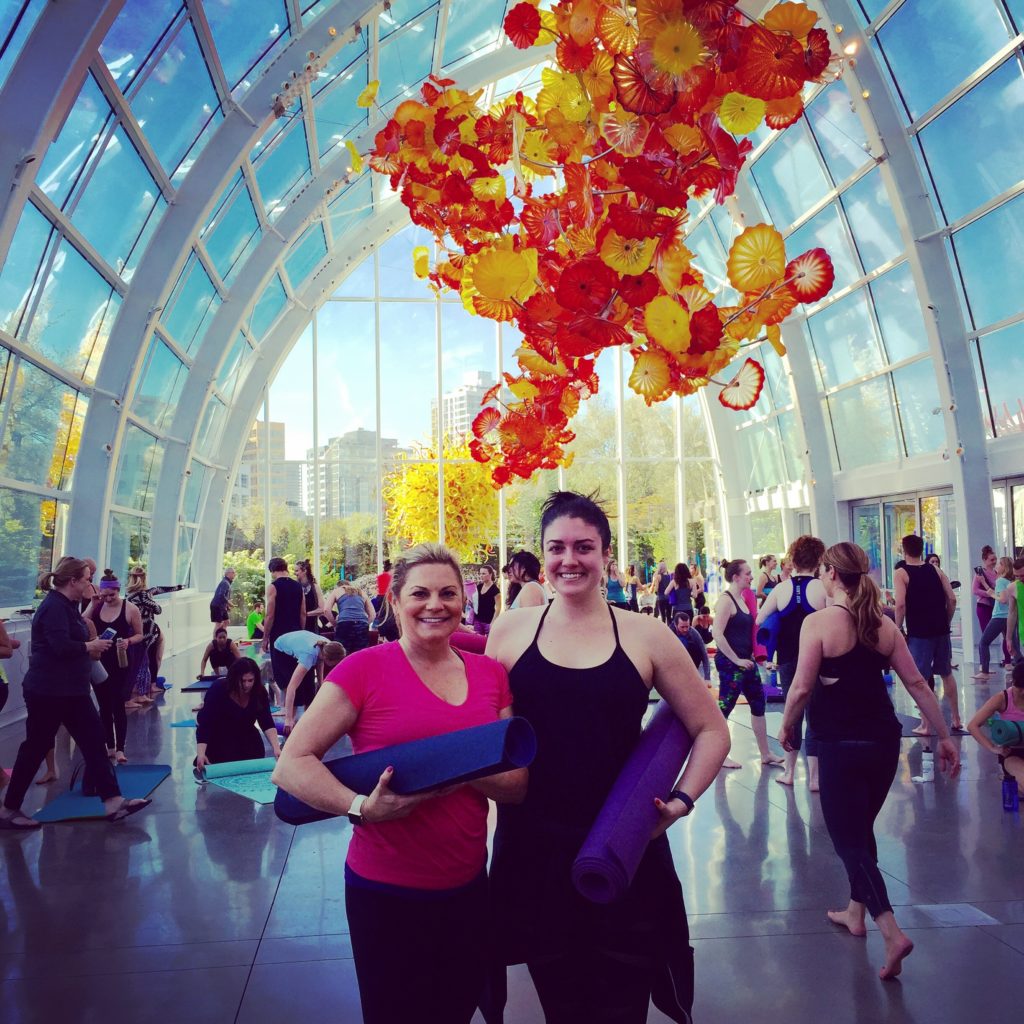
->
xmin=106 ymin=798 xmax=152 ymax=823
xmin=0 ymin=813 xmax=41 ymax=830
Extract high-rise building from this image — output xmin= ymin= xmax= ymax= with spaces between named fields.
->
xmin=306 ymin=428 xmax=400 ymax=519
xmin=230 ymin=421 xmax=304 ymax=514
xmin=431 ymin=370 xmax=496 ymax=440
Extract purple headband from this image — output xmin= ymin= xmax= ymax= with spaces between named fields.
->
xmin=98 ymin=578 xmax=120 ymax=591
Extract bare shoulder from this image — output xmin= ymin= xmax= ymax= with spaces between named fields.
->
xmin=486 ymin=606 xmax=544 ymax=666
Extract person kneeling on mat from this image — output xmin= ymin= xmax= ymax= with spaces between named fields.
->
xmin=195 ymin=658 xmax=282 ymax=771
xmin=271 ymin=631 xmax=345 ymax=735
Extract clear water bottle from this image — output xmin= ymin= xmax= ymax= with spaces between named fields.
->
xmin=912 ymin=750 xmax=934 ymax=784
xmin=1004 ymin=778 xmax=1020 ymax=812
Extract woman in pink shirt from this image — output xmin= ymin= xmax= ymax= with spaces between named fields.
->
xmin=272 ymin=543 xmax=526 ymax=1024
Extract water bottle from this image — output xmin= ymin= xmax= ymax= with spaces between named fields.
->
xmin=1004 ymin=778 xmax=1020 ymax=812
xmin=912 ymin=750 xmax=934 ymax=784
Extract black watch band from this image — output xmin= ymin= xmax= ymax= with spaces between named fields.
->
xmin=668 ymin=789 xmax=695 ymax=812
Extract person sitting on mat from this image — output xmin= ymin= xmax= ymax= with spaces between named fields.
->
xmin=485 ymin=492 xmax=730 ymax=1024
xmin=1 ymin=558 xmax=152 ymax=828
xmin=271 ymin=631 xmax=345 ymax=735
xmin=195 ymin=657 xmax=282 ymax=771
xmin=273 ymin=543 xmax=526 ymax=1024
xmin=967 ymin=661 xmax=1024 ymax=800
xmin=198 ymin=629 xmax=240 ymax=678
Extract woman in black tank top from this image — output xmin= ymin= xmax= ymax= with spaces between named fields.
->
xmin=778 ymin=542 xmax=960 ymax=983
xmin=486 ymin=492 xmax=730 ymax=1024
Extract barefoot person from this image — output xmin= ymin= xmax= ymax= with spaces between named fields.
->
xmin=779 ymin=542 xmax=960 ymax=981
xmin=967 ymin=662 xmax=1024 ymax=801
xmin=487 ymin=492 xmax=730 ymax=1022
xmin=712 ymin=559 xmax=785 ymax=770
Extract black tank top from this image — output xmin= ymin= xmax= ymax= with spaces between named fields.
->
xmin=775 ymin=576 xmax=816 ymax=664
xmin=270 ymin=577 xmax=304 ymax=640
xmin=209 ymin=643 xmax=236 ymax=671
xmin=722 ymin=591 xmax=753 ymax=662
xmin=656 ymin=572 xmax=670 ymax=598
xmin=97 ymin=600 xmax=131 ymax=676
xmin=809 ymin=608 xmax=900 ymax=742
xmin=903 ymin=563 xmax=949 ymax=638
xmin=475 ymin=583 xmax=498 ymax=624
xmin=506 ymin=604 xmax=649 ymax=827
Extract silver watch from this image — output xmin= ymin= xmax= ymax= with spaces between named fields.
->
xmin=347 ymin=793 xmax=366 ymax=826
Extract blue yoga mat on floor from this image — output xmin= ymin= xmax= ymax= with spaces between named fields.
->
xmin=199 ymin=757 xmax=279 ymax=804
xmin=275 ymin=717 xmax=537 ymax=826
xmin=170 ymin=719 xmax=197 ymax=728
xmin=34 ymin=764 xmax=171 ymax=823
xmin=182 ymin=677 xmax=218 ymax=693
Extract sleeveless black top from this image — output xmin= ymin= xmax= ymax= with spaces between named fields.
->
xmin=491 ymin=605 xmax=688 ymax=966
xmin=903 ymin=563 xmax=948 ymax=638
xmin=775 ymin=576 xmax=816 ymax=664
xmin=475 ymin=583 xmax=498 ymax=625
xmin=97 ymin=600 xmax=132 ymax=678
xmin=722 ymin=591 xmax=753 ymax=662
xmin=270 ymin=577 xmax=304 ymax=640
xmin=809 ymin=607 xmax=900 ymax=743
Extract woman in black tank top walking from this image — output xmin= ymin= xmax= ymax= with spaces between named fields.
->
xmin=486 ymin=492 xmax=730 ymax=1024
xmin=779 ymin=542 xmax=960 ymax=983
xmin=712 ymin=559 xmax=785 ymax=770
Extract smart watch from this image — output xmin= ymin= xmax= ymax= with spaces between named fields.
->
xmin=668 ymin=789 xmax=695 ymax=813
xmin=347 ymin=794 xmax=367 ymax=825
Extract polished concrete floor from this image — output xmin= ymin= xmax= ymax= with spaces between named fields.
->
xmin=1 ymin=647 xmax=1022 ymax=1024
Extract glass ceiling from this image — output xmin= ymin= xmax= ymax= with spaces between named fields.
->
xmin=1 ymin=0 xmax=1024 ymax=603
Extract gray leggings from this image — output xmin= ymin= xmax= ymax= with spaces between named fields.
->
xmin=978 ymin=616 xmax=1009 ymax=673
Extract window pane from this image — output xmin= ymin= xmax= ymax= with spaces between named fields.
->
xmin=380 ymin=301 xmax=436 ymax=448
xmin=918 ymin=57 xmax=1024 ymax=224
xmin=762 ymin=345 xmax=792 ymax=407
xmin=378 ymin=9 xmax=438 ymax=107
xmin=871 ymin=263 xmax=928 ymax=362
xmin=378 ymin=225 xmax=435 ymax=299
xmin=786 ymin=203 xmax=861 ymax=294
xmin=195 ymin=395 xmax=227 ymax=455
xmin=249 ymin=273 xmax=287 ymax=339
xmin=217 ymin=331 xmax=256 ymax=402
xmin=203 ymin=0 xmax=289 ymax=90
xmin=123 ymin=194 xmax=166 ymax=281
xmin=379 ymin=0 xmax=435 ymax=40
xmin=622 ymin=382 xmax=676 ymax=460
xmin=100 ymin=0 xmax=181 ymax=88
xmin=175 ymin=524 xmax=195 ymax=585
xmin=808 ymin=289 xmax=885 ymax=389
xmin=0 ymin=362 xmax=85 ymax=489
xmin=685 ymin=218 xmax=735 ymax=302
xmin=892 ymin=359 xmax=945 ymax=456
xmin=254 ymin=120 xmax=311 ymax=221
xmin=182 ymin=461 xmax=206 ymax=522
xmin=977 ymin=320 xmax=1024 ymax=437
xmin=114 ymin=424 xmax=164 ymax=512
xmin=37 ymin=73 xmax=111 ymax=207
xmin=129 ymin=20 xmax=219 ymax=174
xmin=877 ymin=0 xmax=1012 ymax=120
xmin=0 ymin=200 xmax=53 ymax=337
xmin=0 ymin=489 xmax=64 ymax=607
xmin=841 ymin=168 xmax=903 ymax=273
xmin=314 ymin=58 xmax=368 ymax=158
xmin=806 ymin=79 xmax=870 ymax=184
xmin=777 ymin=409 xmax=804 ymax=481
xmin=20 ymin=239 xmax=121 ymax=381
xmin=284 ymin=222 xmax=328 ymax=289
xmin=71 ymin=127 xmax=161 ymax=273
xmin=564 ymin=349 xmax=617 ymax=462
xmin=328 ymin=175 xmax=373 ymax=240
xmin=828 ymin=377 xmax=898 ymax=470
xmin=952 ymin=191 xmax=1024 ymax=329
xmin=624 ymin=460 xmax=677 ymax=567
xmin=736 ymin=422 xmax=787 ymax=490
xmin=442 ymin=0 xmax=504 ymax=68
xmin=204 ymin=183 xmax=261 ymax=286
xmin=0 ymin=0 xmax=46 ymax=91
xmin=440 ymin=304 xmax=496 ymax=440
xmin=313 ymin=32 xmax=367 ymax=96
xmin=108 ymin=512 xmax=151 ymax=581
xmin=131 ymin=336 xmax=187 ymax=431
xmin=750 ymin=121 xmax=830 ymax=228
xmin=162 ymin=252 xmax=220 ymax=354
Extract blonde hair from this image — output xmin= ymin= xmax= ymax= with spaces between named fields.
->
xmin=39 ymin=556 xmax=90 ymax=591
xmin=998 ymin=556 xmax=1013 ymax=581
xmin=825 ymin=541 xmax=883 ymax=649
xmin=389 ymin=543 xmax=464 ymax=601
xmin=335 ymin=582 xmax=362 ymax=598
xmin=127 ymin=566 xmax=147 ymax=594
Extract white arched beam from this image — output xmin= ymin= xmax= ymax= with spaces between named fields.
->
xmin=66 ymin=0 xmax=381 ymax=568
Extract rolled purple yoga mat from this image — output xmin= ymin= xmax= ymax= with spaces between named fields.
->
xmin=571 ymin=701 xmax=693 ymax=904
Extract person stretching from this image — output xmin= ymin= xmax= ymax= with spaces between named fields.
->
xmin=271 ymin=631 xmax=346 ymax=735
xmin=967 ymin=661 xmax=1024 ymax=801
xmin=195 ymin=658 xmax=282 ymax=769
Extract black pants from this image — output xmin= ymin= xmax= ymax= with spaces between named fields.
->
xmin=269 ymin=646 xmax=298 ymax=693
xmin=345 ymin=869 xmax=487 ymax=1024
xmin=93 ymin=673 xmax=128 ymax=753
xmin=334 ymin=619 xmax=370 ymax=653
xmin=527 ymin=952 xmax=654 ymax=1024
xmin=656 ymin=598 xmax=671 ymax=623
xmin=4 ymin=693 xmax=121 ymax=811
xmin=817 ymin=734 xmax=900 ymax=920
xmin=0 ymin=682 xmax=7 ymax=715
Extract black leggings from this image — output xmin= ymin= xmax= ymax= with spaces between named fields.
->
xmin=4 ymin=693 xmax=120 ymax=811
xmin=527 ymin=952 xmax=655 ymax=1024
xmin=817 ymin=735 xmax=900 ymax=919
xmin=93 ymin=672 xmax=128 ymax=753
xmin=345 ymin=868 xmax=487 ymax=1024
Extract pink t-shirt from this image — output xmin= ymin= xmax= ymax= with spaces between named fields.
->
xmin=330 ymin=642 xmax=512 ymax=889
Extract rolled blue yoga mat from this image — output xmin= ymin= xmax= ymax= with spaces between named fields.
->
xmin=274 ymin=717 xmax=537 ymax=826
xmin=990 ymin=719 xmax=1024 ymax=746
xmin=571 ymin=701 xmax=693 ymax=904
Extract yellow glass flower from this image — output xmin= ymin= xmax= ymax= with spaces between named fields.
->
xmin=726 ymin=224 xmax=786 ymax=292
xmin=344 ymin=140 xmax=363 ymax=175
xmin=581 ymin=51 xmax=615 ymax=108
xmin=463 ymin=241 xmax=538 ymax=311
xmin=537 ymin=68 xmax=591 ymax=124
xmin=644 ymin=295 xmax=692 ymax=354
xmin=599 ymin=230 xmax=656 ymax=276
xmin=599 ymin=109 xmax=651 ymax=157
xmin=412 ymin=246 xmax=430 ymax=280
xmin=597 ymin=3 xmax=639 ymax=55
xmin=718 ymin=92 xmax=766 ymax=135
xmin=356 ymin=80 xmax=379 ymax=108
xmin=650 ymin=19 xmax=706 ymax=77
xmin=520 ymin=130 xmax=557 ymax=176
xmin=663 ymin=123 xmax=702 ymax=156
xmin=471 ymin=176 xmax=508 ymax=201
xmin=655 ymin=243 xmax=694 ymax=294
xmin=628 ymin=349 xmax=672 ymax=402
xmin=763 ymin=2 xmax=818 ymax=41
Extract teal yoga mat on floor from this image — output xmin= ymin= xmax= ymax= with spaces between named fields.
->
xmin=33 ymin=764 xmax=171 ymax=823
xmin=199 ymin=757 xmax=278 ymax=804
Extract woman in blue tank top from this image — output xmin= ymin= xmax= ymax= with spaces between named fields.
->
xmin=485 ymin=492 xmax=730 ymax=1024
xmin=779 ymin=542 xmax=960 ymax=983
